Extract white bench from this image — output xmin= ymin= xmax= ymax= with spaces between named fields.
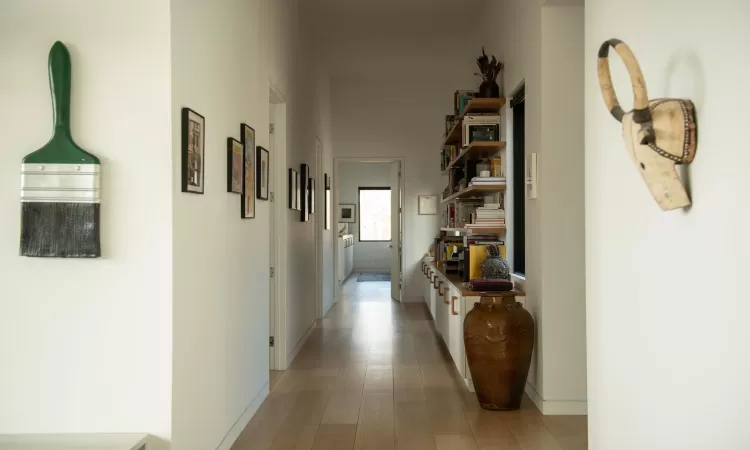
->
xmin=0 ymin=434 xmax=149 ymax=450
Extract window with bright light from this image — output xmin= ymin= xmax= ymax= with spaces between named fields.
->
xmin=359 ymin=187 xmax=391 ymax=242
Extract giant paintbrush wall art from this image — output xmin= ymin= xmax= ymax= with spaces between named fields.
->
xmin=182 ymin=108 xmax=205 ymax=194
xmin=20 ymin=42 xmax=102 ymax=258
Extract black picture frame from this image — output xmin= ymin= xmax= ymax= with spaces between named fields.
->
xmin=256 ymin=146 xmax=269 ymax=201
xmin=241 ymin=124 xmax=256 ymax=219
xmin=288 ymin=168 xmax=296 ymax=209
xmin=300 ymin=164 xmax=310 ymax=222
xmin=309 ymin=178 xmax=315 ymax=215
xmin=324 ymin=174 xmax=331 ymax=230
xmin=295 ymin=171 xmax=302 ymax=211
xmin=339 ymin=204 xmax=356 ymax=223
xmin=227 ymin=138 xmax=243 ymax=194
xmin=181 ymin=108 xmax=205 ymax=194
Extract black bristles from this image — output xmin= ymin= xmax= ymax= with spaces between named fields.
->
xmin=20 ymin=203 xmax=101 ymax=258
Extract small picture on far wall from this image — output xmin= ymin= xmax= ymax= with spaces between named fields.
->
xmin=324 ymin=174 xmax=331 ymax=230
xmin=309 ymin=178 xmax=315 ymax=215
xmin=339 ymin=204 xmax=356 ymax=223
xmin=241 ymin=124 xmax=256 ymax=218
xmin=227 ymin=138 xmax=243 ymax=194
xmin=289 ymin=168 xmax=297 ymax=209
xmin=296 ymin=171 xmax=302 ymax=212
xmin=181 ymin=108 xmax=205 ymax=194
xmin=256 ymin=146 xmax=269 ymax=201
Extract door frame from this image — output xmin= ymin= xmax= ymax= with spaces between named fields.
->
xmin=314 ymin=138 xmax=324 ymax=318
xmin=333 ymin=156 xmax=406 ymax=303
xmin=269 ymin=82 xmax=288 ymax=370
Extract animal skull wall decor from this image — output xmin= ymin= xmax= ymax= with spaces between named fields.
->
xmin=597 ymin=39 xmax=698 ymax=211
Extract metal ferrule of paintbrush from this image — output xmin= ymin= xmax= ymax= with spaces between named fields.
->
xmin=20 ymin=163 xmax=101 ymax=204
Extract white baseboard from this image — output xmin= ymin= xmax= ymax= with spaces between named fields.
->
xmin=216 ymin=383 xmax=270 ymax=450
xmin=286 ymin=322 xmax=317 ymax=366
xmin=525 ymin=382 xmax=587 ymax=415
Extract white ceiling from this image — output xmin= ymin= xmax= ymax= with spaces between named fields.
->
xmin=303 ymin=0 xmax=487 ymax=81
xmin=304 ymin=0 xmax=486 ymax=19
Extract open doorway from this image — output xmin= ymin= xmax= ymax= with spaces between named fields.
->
xmin=333 ymin=158 xmax=404 ymax=302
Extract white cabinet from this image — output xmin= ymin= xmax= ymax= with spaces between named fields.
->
xmin=421 ymin=262 xmax=478 ymax=391
xmin=338 ymin=235 xmax=355 ymax=283
xmin=447 ymin=285 xmax=466 ymax=378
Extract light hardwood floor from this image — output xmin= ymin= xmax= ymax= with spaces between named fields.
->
xmin=232 ymin=278 xmax=587 ymax=450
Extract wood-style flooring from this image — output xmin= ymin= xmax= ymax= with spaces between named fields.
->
xmin=232 ymin=278 xmax=587 ymax=450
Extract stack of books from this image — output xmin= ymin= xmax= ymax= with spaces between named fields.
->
xmin=469 ymin=176 xmax=506 ymax=186
xmin=467 ymin=204 xmax=505 ymax=230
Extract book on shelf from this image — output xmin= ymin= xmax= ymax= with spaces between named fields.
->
xmin=470 ymin=177 xmax=506 ymax=183
xmin=491 ymin=157 xmax=503 ymax=177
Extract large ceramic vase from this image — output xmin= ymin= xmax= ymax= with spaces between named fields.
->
xmin=464 ymin=295 xmax=535 ymax=410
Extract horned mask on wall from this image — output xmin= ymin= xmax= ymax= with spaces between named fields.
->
xmin=597 ymin=39 xmax=698 ymax=211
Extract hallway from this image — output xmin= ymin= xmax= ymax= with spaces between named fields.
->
xmin=231 ymin=278 xmax=587 ymax=450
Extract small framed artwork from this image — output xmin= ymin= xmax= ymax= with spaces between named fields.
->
xmin=418 ymin=195 xmax=438 ymax=215
xmin=256 ymin=146 xmax=269 ymax=200
xmin=241 ymin=124 xmax=256 ymax=218
xmin=324 ymin=174 xmax=331 ymax=230
xmin=309 ymin=178 xmax=315 ymax=215
xmin=295 ymin=171 xmax=301 ymax=211
xmin=181 ymin=108 xmax=205 ymax=194
xmin=299 ymin=164 xmax=309 ymax=221
xmin=339 ymin=204 xmax=356 ymax=223
xmin=288 ymin=168 xmax=297 ymax=209
xmin=227 ymin=138 xmax=243 ymax=194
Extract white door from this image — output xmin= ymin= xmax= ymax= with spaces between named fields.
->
xmin=269 ymin=122 xmax=276 ymax=368
xmin=390 ymin=162 xmax=402 ymax=301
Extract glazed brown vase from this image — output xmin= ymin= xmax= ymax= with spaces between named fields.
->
xmin=464 ymin=296 xmax=535 ymax=410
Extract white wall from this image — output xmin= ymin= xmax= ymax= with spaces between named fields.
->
xmin=170 ymin=0 xmax=318 ymax=448
xmin=483 ymin=0 xmax=587 ymax=413
xmin=284 ymin=9 xmax=335 ymax=361
xmin=0 ymin=0 xmax=173 ymax=439
xmin=338 ymin=161 xmax=393 ymax=271
xmin=586 ymin=1 xmax=750 ymax=448
xmin=539 ymin=4 xmax=587 ymax=408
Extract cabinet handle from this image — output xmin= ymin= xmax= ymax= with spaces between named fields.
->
xmin=433 ymin=276 xmax=439 ymax=288
xmin=443 ymin=288 xmax=450 ymax=304
xmin=451 ymin=296 xmax=459 ymax=315
xmin=437 ymin=281 xmax=444 ymax=295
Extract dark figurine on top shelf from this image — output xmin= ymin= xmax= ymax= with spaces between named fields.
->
xmin=476 ymin=47 xmax=504 ymax=98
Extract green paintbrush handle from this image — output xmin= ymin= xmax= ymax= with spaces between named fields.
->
xmin=23 ymin=41 xmax=99 ymax=164
xmin=50 ymin=41 xmax=72 ymax=135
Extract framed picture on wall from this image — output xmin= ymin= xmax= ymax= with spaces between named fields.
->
xmin=300 ymin=164 xmax=310 ymax=222
xmin=256 ymin=146 xmax=269 ymax=201
xmin=241 ymin=124 xmax=256 ymax=218
xmin=339 ymin=204 xmax=356 ymax=223
xmin=289 ymin=169 xmax=297 ymax=209
xmin=227 ymin=138 xmax=243 ymax=194
xmin=309 ymin=178 xmax=315 ymax=215
xmin=295 ymin=171 xmax=301 ymax=211
xmin=324 ymin=174 xmax=331 ymax=230
xmin=418 ymin=195 xmax=438 ymax=215
xmin=181 ymin=108 xmax=205 ymax=194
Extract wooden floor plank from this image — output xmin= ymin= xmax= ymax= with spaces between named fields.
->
xmin=232 ymin=278 xmax=587 ymax=450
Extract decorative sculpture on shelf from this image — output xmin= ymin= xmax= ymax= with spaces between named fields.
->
xmin=476 ymin=47 xmax=503 ymax=98
xmin=480 ymin=244 xmax=510 ymax=280
xmin=597 ymin=39 xmax=698 ymax=211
